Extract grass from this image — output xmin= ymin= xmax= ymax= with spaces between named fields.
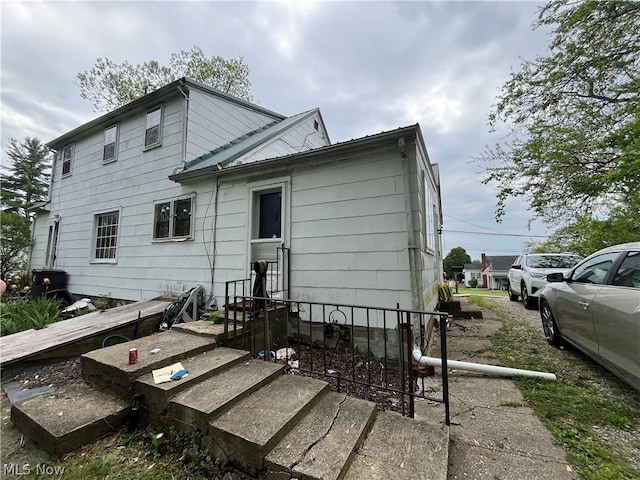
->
xmin=454 ymin=287 xmax=508 ymax=297
xmin=469 ymin=295 xmax=640 ymax=480
xmin=18 ymin=426 xmax=245 ymax=480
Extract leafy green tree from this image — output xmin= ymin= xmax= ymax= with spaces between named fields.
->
xmin=528 ymin=209 xmax=640 ymax=257
xmin=0 ymin=211 xmax=31 ymax=280
xmin=443 ymin=247 xmax=472 ymax=280
xmin=77 ymin=46 xmax=253 ymax=112
xmin=1 ymin=137 xmax=50 ymax=219
xmin=479 ymin=0 xmax=640 ymax=229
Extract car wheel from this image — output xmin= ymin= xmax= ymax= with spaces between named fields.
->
xmin=540 ymin=299 xmax=563 ymax=347
xmin=508 ymin=284 xmax=519 ymax=302
xmin=521 ymin=283 xmax=536 ymax=309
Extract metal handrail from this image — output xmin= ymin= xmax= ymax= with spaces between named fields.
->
xmin=221 ymin=292 xmax=450 ymax=425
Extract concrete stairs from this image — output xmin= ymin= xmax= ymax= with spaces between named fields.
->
xmin=11 ymin=329 xmax=449 ymax=479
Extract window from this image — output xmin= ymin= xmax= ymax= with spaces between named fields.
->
xmin=572 ymin=252 xmax=619 ymax=285
xmin=62 ymin=145 xmax=73 ymax=176
xmin=103 ymin=125 xmax=118 ymax=162
xmin=153 ymin=196 xmax=194 ymax=240
xmin=612 ymin=251 xmax=640 ymax=288
xmin=255 ymin=190 xmax=282 ymax=239
xmin=145 ymin=107 xmax=162 ymax=148
xmin=93 ymin=210 xmax=120 ymax=262
xmin=423 ymin=174 xmax=436 ymax=250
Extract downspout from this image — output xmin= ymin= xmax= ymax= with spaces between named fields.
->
xmin=412 ymin=346 xmax=557 ymax=381
xmin=177 ymin=80 xmax=189 ymax=169
xmin=400 ymin=139 xmax=422 ymax=313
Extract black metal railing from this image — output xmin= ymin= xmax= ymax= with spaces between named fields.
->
xmin=222 ymin=292 xmax=450 ymax=426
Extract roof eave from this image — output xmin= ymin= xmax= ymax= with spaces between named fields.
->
xmin=169 ymin=124 xmax=418 ymax=184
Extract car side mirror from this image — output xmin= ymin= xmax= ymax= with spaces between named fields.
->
xmin=546 ymin=272 xmax=564 ymax=282
xmin=511 ymin=264 xmax=522 ymax=270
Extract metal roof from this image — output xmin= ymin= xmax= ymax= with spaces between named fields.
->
xmin=183 ymin=109 xmax=319 ymax=172
xmin=170 ymin=124 xmax=421 ymax=183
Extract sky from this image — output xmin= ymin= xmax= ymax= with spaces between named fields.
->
xmin=1 ymin=0 xmax=554 ymax=262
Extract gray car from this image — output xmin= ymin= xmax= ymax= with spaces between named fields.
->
xmin=539 ymin=242 xmax=640 ymax=391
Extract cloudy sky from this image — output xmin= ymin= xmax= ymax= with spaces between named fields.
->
xmin=1 ymin=0 xmax=553 ymax=261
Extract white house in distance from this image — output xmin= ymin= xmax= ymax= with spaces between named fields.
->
xmin=30 ymin=78 xmax=444 ymax=326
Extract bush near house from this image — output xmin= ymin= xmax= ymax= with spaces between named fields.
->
xmin=0 ymin=296 xmax=63 ymax=335
xmin=0 ymin=276 xmax=92 ymax=335
xmin=469 ymin=277 xmax=478 ymax=288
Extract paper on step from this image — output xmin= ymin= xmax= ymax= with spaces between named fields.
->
xmin=152 ymin=362 xmax=185 ymax=384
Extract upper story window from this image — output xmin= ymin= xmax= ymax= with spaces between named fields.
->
xmin=145 ymin=107 xmax=163 ymax=149
xmin=153 ymin=195 xmax=194 ymax=241
xmin=62 ymin=144 xmax=73 ymax=177
xmin=103 ymin=125 xmax=118 ymax=163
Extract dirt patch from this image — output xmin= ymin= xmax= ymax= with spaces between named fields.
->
xmin=5 ymin=357 xmax=84 ymax=390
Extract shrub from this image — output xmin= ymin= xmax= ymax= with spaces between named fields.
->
xmin=469 ymin=277 xmax=478 ymax=288
xmin=0 ymin=297 xmax=62 ymax=335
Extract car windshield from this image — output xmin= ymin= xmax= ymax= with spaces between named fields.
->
xmin=526 ymin=255 xmax=582 ymax=269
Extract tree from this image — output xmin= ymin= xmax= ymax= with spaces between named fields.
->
xmin=1 ymin=137 xmax=51 ymax=219
xmin=528 ymin=209 xmax=640 ymax=257
xmin=0 ymin=211 xmax=31 ymax=280
xmin=479 ymin=0 xmax=640 ymax=229
xmin=443 ymin=247 xmax=472 ymax=280
xmin=77 ymin=46 xmax=253 ymax=112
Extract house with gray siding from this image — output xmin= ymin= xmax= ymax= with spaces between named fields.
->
xmin=30 ymin=78 xmax=443 ymax=325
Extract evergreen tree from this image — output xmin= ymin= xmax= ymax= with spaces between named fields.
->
xmin=0 ymin=211 xmax=31 ymax=280
xmin=1 ymin=137 xmax=51 ymax=219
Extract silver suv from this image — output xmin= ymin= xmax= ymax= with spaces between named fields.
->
xmin=508 ymin=253 xmax=583 ymax=309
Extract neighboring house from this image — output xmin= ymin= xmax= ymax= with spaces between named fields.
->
xmin=480 ymin=254 xmax=518 ymax=290
xmin=30 ymin=78 xmax=444 ymax=327
xmin=462 ymin=263 xmax=482 ymax=287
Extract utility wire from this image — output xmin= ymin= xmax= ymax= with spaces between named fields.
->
xmin=442 ymin=229 xmax=547 ymax=238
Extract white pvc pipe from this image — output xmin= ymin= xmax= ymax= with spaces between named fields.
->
xmin=412 ymin=347 xmax=557 ymax=381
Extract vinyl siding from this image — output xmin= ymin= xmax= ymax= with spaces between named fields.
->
xmin=288 ymin=149 xmax=413 ymax=327
xmin=186 ymin=89 xmax=282 ymax=160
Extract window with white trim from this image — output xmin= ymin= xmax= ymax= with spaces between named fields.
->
xmin=144 ymin=107 xmax=162 ymax=148
xmin=93 ymin=210 xmax=120 ymax=262
xmin=423 ymin=173 xmax=436 ymax=251
xmin=153 ymin=195 xmax=194 ymax=240
xmin=253 ymin=188 xmax=282 ymax=239
xmin=103 ymin=125 xmax=118 ymax=162
xmin=62 ymin=145 xmax=73 ymax=177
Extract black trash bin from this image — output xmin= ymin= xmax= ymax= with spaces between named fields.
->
xmin=31 ymin=269 xmax=68 ymax=298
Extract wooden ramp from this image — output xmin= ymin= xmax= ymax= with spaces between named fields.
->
xmin=0 ymin=299 xmax=171 ymax=366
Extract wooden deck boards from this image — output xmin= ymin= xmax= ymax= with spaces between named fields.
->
xmin=0 ymin=299 xmax=172 ymax=365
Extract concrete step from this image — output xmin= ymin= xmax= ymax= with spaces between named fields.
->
xmin=168 ymin=358 xmax=283 ymax=430
xmin=208 ymin=374 xmax=329 ymax=477
xmin=265 ymin=391 xmax=376 ymax=480
xmin=135 ymin=347 xmax=251 ymax=418
xmin=81 ymin=330 xmax=216 ymax=399
xmin=344 ymin=410 xmax=449 ymax=480
xmin=10 ymin=383 xmax=129 ymax=457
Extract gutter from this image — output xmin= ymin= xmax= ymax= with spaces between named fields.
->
xmin=412 ymin=345 xmax=557 ymax=381
xmin=400 ymin=138 xmax=422 ymax=313
xmin=170 ymin=124 xmax=419 ymax=183
xmin=178 ymin=80 xmax=189 ymax=168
